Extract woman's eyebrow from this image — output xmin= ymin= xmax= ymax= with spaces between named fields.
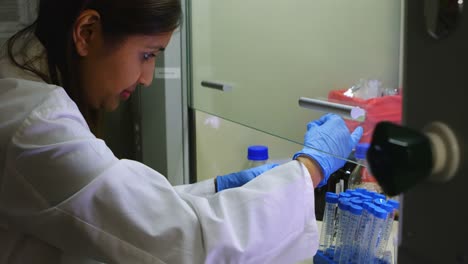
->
xmin=146 ymin=45 xmax=165 ymax=51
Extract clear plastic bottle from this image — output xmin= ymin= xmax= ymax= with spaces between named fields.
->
xmin=245 ymin=145 xmax=269 ymax=169
xmin=348 ymin=143 xmax=382 ymax=193
xmin=319 ymin=192 xmax=339 ymax=252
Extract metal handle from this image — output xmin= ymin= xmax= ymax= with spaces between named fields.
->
xmin=201 ymin=80 xmax=233 ymax=92
xmin=298 ymin=97 xmax=366 ymax=121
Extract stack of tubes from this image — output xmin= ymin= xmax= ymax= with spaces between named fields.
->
xmin=318 ymin=189 xmax=400 ymax=264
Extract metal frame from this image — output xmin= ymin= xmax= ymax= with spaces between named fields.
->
xmin=138 ymin=0 xmax=191 ymax=185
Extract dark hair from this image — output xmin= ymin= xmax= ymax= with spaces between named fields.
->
xmin=6 ymin=0 xmax=182 ymax=135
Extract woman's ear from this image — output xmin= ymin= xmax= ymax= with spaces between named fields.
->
xmin=72 ymin=10 xmax=101 ymax=57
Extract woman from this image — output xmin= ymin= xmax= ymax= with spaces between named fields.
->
xmin=0 ymin=0 xmax=362 ymax=263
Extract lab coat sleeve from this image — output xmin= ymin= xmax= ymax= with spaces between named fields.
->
xmin=173 ymin=178 xmax=216 ymax=197
xmin=3 ymin=89 xmax=318 ymax=263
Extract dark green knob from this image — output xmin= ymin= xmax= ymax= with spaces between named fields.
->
xmin=367 ymin=122 xmax=433 ymax=196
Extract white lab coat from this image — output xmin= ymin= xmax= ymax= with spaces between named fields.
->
xmin=0 ymin=38 xmax=319 ymax=264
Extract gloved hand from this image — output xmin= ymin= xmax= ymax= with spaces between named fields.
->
xmin=293 ymin=113 xmax=363 ymax=188
xmin=216 ymin=163 xmax=279 ymax=192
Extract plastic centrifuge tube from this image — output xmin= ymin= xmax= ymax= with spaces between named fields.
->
xmin=319 ymin=192 xmax=339 ymax=252
xmin=339 ymin=204 xmax=363 ymax=264
xmin=376 ymin=203 xmax=397 ymax=259
xmin=333 ymin=200 xmax=351 ymax=262
xmin=366 ymin=207 xmax=388 ymax=263
xmin=326 ymin=197 xmax=350 ymax=257
xmin=357 ymin=205 xmax=379 ymax=264
xmin=353 ymin=202 xmax=374 ymax=263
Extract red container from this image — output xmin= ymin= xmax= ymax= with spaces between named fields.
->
xmin=328 ymin=89 xmax=402 ymax=143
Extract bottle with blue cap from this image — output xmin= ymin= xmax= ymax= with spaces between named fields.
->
xmin=348 ymin=143 xmax=382 ymax=193
xmin=245 ymin=145 xmax=269 ymax=169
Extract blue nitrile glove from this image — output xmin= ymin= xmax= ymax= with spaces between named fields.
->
xmin=216 ymin=163 xmax=279 ymax=192
xmin=293 ymin=113 xmax=363 ymax=188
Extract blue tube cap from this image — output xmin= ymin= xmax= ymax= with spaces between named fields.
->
xmin=346 ymin=190 xmax=359 ymax=197
xmin=325 ymin=192 xmax=339 ymax=203
xmin=387 ymin=199 xmax=400 ymax=209
xmin=350 ymin=205 xmax=363 ymax=215
xmin=350 ymin=198 xmax=364 ymax=205
xmin=355 ymin=188 xmax=367 ymax=193
xmin=360 ymin=194 xmax=373 ymax=200
xmin=380 ymin=203 xmax=394 ymax=213
xmin=374 ymin=198 xmax=387 ymax=206
xmin=339 ymin=201 xmax=351 ymax=211
xmin=247 ymin=145 xmax=268 ymax=161
xmin=339 ymin=193 xmax=352 ymax=199
xmin=372 ymin=193 xmax=386 ymax=200
xmin=373 ymin=207 xmax=388 ymax=219
xmin=363 ymin=202 xmax=374 ymax=211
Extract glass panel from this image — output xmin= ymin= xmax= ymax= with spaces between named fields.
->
xmin=190 ymin=0 xmax=403 ymax=163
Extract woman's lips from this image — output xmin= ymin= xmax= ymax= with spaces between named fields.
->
xmin=120 ymin=90 xmax=132 ymax=100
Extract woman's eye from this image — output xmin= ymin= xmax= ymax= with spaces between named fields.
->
xmin=143 ymin=53 xmax=156 ymax=61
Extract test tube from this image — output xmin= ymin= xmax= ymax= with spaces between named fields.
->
xmin=327 ymin=197 xmax=351 ymax=257
xmin=357 ymin=205 xmax=379 ymax=264
xmin=376 ymin=203 xmax=396 ymax=259
xmin=339 ymin=204 xmax=363 ymax=264
xmin=333 ymin=200 xmax=351 ymax=262
xmin=350 ymin=202 xmax=372 ymax=263
xmin=367 ymin=207 xmax=388 ymax=263
xmin=319 ymin=192 xmax=339 ymax=252
xmin=353 ymin=202 xmax=374 ymax=263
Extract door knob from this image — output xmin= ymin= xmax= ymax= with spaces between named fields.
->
xmin=367 ymin=121 xmax=460 ymax=196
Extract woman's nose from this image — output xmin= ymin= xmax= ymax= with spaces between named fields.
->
xmin=138 ymin=64 xmax=155 ymax=87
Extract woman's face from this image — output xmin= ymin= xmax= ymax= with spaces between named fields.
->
xmin=78 ymin=29 xmax=173 ymax=111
